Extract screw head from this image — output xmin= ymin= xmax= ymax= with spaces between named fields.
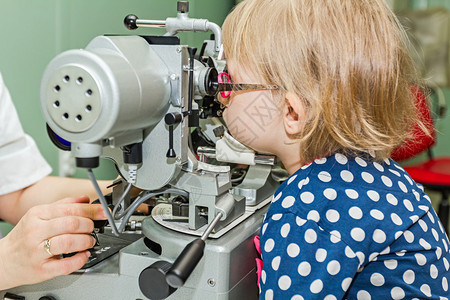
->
xmin=207 ymin=278 xmax=216 ymax=287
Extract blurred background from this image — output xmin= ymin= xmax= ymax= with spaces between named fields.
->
xmin=0 ymin=0 xmax=449 ymax=233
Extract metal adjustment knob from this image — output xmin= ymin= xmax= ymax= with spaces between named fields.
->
xmin=139 ymin=261 xmax=176 ymax=300
xmin=177 ymin=1 xmax=189 ymax=13
xmin=165 ymin=112 xmax=183 ymax=158
xmin=124 ymin=14 xmax=138 ymax=30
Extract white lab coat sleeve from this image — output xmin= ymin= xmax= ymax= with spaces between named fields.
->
xmin=0 ymin=72 xmax=52 ymax=195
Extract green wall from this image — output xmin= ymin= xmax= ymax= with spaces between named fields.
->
xmin=393 ymin=0 xmax=450 ymax=10
xmin=431 ymin=90 xmax=450 ymax=158
xmin=0 ymin=0 xmax=234 ymax=180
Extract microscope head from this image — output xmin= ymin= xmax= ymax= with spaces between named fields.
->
xmin=42 ymin=36 xmax=172 ymax=145
xmin=41 ymin=33 xmax=223 ymax=189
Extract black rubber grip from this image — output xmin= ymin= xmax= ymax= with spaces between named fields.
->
xmin=165 ymin=239 xmax=205 ymax=288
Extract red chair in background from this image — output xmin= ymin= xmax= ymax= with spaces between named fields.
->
xmin=391 ymin=87 xmax=450 ymax=234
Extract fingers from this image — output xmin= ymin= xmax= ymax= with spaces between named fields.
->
xmin=56 ymin=196 xmax=90 ymax=205
xmin=43 ymin=251 xmax=91 ymax=277
xmin=42 ymin=234 xmax=96 ymax=257
xmin=36 ymin=203 xmax=107 ymax=221
xmin=44 ymin=216 xmax=96 ymax=238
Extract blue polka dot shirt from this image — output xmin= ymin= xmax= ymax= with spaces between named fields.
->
xmin=259 ymin=153 xmax=450 ymax=299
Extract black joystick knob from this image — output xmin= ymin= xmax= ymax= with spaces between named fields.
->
xmin=139 ymin=261 xmax=176 ymax=300
xmin=124 ymin=14 xmax=138 ymax=30
xmin=166 ymin=239 xmax=205 ymax=288
xmin=164 ymin=213 xmax=222 ymax=289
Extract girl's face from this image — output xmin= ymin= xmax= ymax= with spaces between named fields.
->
xmin=222 ymin=62 xmax=284 ymax=155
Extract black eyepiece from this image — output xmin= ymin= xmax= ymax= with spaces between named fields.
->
xmin=205 ymin=68 xmax=219 ymax=96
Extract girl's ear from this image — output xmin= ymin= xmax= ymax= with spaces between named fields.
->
xmin=283 ymin=92 xmax=304 ymax=136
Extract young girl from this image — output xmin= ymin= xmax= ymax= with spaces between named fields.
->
xmin=220 ymin=0 xmax=450 ymax=299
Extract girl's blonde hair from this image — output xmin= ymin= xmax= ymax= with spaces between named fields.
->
xmin=223 ymin=0 xmax=426 ymax=163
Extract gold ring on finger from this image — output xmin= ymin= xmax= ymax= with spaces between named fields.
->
xmin=44 ymin=239 xmax=54 ymax=256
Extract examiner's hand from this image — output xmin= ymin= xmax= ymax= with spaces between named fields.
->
xmin=0 ymin=196 xmax=107 ymax=290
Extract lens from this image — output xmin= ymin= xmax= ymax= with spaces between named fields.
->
xmin=219 ymin=73 xmax=231 ymax=99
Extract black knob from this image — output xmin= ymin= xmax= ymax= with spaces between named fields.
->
xmin=124 ymin=14 xmax=138 ymax=30
xmin=91 ymin=197 xmax=113 ymax=230
xmin=166 ymin=147 xmax=176 ymax=158
xmin=39 ymin=297 xmax=57 ymax=300
xmin=164 ymin=113 xmax=183 ymax=126
xmin=188 ymin=47 xmax=197 ymax=58
xmin=122 ymin=142 xmax=143 ymax=164
xmin=3 ymin=293 xmax=25 ymax=300
xmin=165 ymin=113 xmax=183 ymax=158
xmin=139 ymin=261 xmax=176 ymax=300
xmin=76 ymin=157 xmax=99 ymax=169
xmin=166 ymin=239 xmax=205 ymax=288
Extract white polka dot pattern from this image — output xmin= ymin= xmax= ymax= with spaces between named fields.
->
xmin=403 ymin=270 xmax=415 ymax=284
xmin=341 ymin=170 xmax=354 ymax=182
xmin=324 ymin=188 xmax=337 ymax=200
xmin=298 ymin=261 xmax=311 ymax=276
xmin=287 ymin=243 xmax=300 ymax=258
xmin=272 ymin=256 xmax=281 ymax=270
xmin=391 ymin=287 xmax=405 ymax=299
xmin=362 ymin=172 xmax=374 ymax=183
xmin=259 ymin=155 xmax=450 ymax=299
xmin=335 ymin=153 xmax=348 ymax=165
xmin=318 ymin=171 xmax=332 ymax=182
xmin=280 ymin=223 xmax=290 ymax=238
xmin=282 ymin=196 xmax=296 ymax=208
xmin=300 ymin=192 xmax=314 ymax=204
xmin=310 ymin=279 xmax=323 ymax=294
xmin=327 ymin=260 xmax=341 ymax=275
xmin=326 ymin=209 xmax=340 ymax=223
xmin=278 ymin=275 xmax=291 ymax=290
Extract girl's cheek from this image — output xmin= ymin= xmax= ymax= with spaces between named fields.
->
xmin=222 ymin=108 xmax=232 ymax=128
xmin=222 ymin=109 xmax=228 ymax=125
xmin=221 ymin=100 xmax=234 ymax=125
xmin=226 ymin=92 xmax=237 ymax=107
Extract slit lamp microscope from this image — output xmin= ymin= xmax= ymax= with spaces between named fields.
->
xmin=3 ymin=2 xmax=284 ymax=299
